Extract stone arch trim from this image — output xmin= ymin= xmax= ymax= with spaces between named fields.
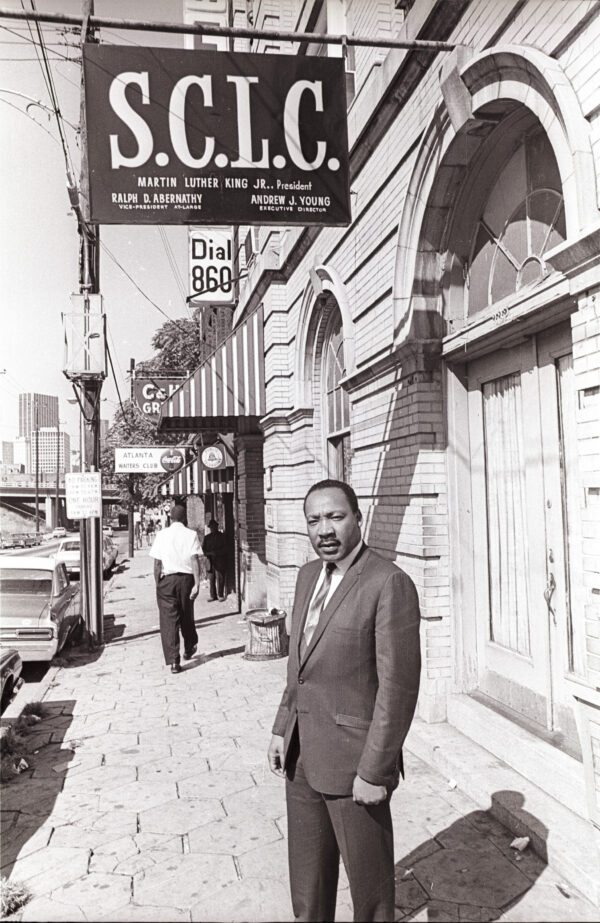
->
xmin=293 ymin=264 xmax=355 ymax=410
xmin=393 ymin=44 xmax=598 ymax=344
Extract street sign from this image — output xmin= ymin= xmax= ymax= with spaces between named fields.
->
xmin=115 ymin=446 xmax=186 ymax=473
xmin=83 ymin=45 xmax=350 ymax=226
xmin=189 ymin=226 xmax=234 ymax=303
xmin=65 ymin=472 xmax=102 ymax=519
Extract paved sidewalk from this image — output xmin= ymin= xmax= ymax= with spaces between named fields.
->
xmin=2 ymin=545 xmax=599 ymax=922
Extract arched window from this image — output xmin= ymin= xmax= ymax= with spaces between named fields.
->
xmin=467 ymin=128 xmax=566 ymax=313
xmin=323 ymin=312 xmax=350 ymax=479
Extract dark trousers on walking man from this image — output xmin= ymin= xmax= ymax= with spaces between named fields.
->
xmin=156 ymin=573 xmax=198 ymax=665
xmin=208 ymin=559 xmax=226 ymax=601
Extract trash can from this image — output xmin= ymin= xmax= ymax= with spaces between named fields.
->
xmin=244 ymin=608 xmax=289 ymax=661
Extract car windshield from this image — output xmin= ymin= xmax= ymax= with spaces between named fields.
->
xmin=0 ymin=569 xmax=52 ymax=595
xmin=61 ymin=542 xmax=80 ymax=552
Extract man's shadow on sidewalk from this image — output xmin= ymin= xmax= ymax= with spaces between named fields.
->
xmin=1 ymin=701 xmax=77 ymax=883
xmin=395 ymin=791 xmax=548 ymax=921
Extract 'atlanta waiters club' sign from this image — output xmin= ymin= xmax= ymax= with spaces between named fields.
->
xmin=83 ymin=45 xmax=350 ymax=226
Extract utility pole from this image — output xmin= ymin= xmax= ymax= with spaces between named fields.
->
xmin=78 ymin=0 xmax=103 ymax=645
xmin=34 ymin=397 xmax=39 ymax=533
xmin=55 ymin=422 xmax=61 ymax=528
xmin=128 ymin=357 xmax=135 ymax=560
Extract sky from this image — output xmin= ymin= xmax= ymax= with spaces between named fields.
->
xmin=0 ymin=1 xmax=190 ymax=446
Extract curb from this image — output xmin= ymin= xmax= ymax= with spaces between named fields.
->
xmin=1 ymin=664 xmax=62 ymax=725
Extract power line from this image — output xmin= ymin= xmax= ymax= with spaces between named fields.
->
xmin=99 ymin=240 xmax=178 ymax=325
xmin=28 ymin=0 xmax=76 ymax=180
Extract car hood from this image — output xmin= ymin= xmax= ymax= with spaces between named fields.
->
xmin=1 ymin=595 xmax=49 ymax=626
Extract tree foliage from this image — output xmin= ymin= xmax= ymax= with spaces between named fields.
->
xmin=136 ymin=307 xmax=210 ymax=373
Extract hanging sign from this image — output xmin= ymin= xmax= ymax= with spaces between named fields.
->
xmin=83 ymin=45 xmax=350 ymax=226
xmin=189 ymin=226 xmax=234 ymax=304
xmin=132 ymin=376 xmax=186 ymax=420
xmin=65 ymin=472 xmax=102 ymax=519
xmin=201 ymin=445 xmax=226 ymax=469
xmin=115 ymin=446 xmax=186 ymax=473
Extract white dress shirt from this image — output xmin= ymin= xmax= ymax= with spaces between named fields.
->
xmin=149 ymin=522 xmax=202 ymax=576
xmin=303 ymin=539 xmax=364 ymax=646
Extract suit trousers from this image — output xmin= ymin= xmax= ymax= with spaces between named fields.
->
xmin=156 ymin=574 xmax=198 ymax=665
xmin=286 ymin=751 xmax=395 ymax=922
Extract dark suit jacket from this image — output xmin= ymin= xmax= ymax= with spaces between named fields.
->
xmin=272 ymin=544 xmax=421 ymax=796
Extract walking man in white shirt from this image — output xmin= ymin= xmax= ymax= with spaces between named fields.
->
xmin=149 ymin=503 xmax=202 ymax=674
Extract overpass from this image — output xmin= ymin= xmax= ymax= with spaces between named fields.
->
xmin=0 ymin=480 xmax=121 ymax=531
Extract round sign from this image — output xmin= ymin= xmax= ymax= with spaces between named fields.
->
xmin=160 ymin=449 xmax=184 ymax=473
xmin=201 ymin=445 xmax=225 ymax=469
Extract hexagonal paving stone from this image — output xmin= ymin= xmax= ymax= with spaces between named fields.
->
xmin=394 ymin=872 xmax=429 ymax=916
xmin=96 ymin=905 xmax=190 ymax=922
xmin=223 ymin=782 xmax=285 ymax=819
xmin=103 ymin=744 xmax=171 ymax=767
xmin=136 ymin=752 xmax=210 ymax=783
xmin=97 ymin=780 xmax=177 ymax=813
xmin=237 ymin=836 xmax=289 ymax=882
xmin=177 ymin=769 xmax=256 ymax=801
xmin=191 ymin=876 xmax=292 ymax=922
xmin=134 ymin=852 xmax=237 ymax=908
xmin=50 ymin=811 xmax=138 ymax=849
xmin=20 ymin=896 xmax=87 ymax=922
xmin=413 ymin=846 xmax=530 ymax=908
xmin=51 ymin=872 xmax=133 ymax=915
xmin=61 ymin=763 xmax=137 ymax=794
xmin=188 ymin=807 xmax=282 ymax=856
xmin=0 ymin=822 xmax=53 ymax=870
xmin=407 ymin=899 xmax=460 ymax=921
xmin=139 ymin=797 xmax=224 ymax=835
xmin=8 ymin=846 xmax=90 ymax=896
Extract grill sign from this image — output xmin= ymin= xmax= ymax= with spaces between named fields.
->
xmin=132 ymin=376 xmax=186 ymax=420
xmin=83 ymin=45 xmax=350 ymax=226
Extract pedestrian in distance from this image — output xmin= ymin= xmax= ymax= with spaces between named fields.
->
xmin=202 ymin=519 xmax=228 ymax=601
xmin=134 ymin=520 xmax=142 ymax=550
xmin=268 ymin=479 xmax=422 ymax=922
xmin=145 ymin=518 xmax=155 ymax=546
xmin=149 ymin=503 xmax=201 ymax=674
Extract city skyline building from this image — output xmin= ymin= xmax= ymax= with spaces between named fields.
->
xmin=18 ymin=392 xmax=59 ymax=439
xmin=1 ymin=441 xmax=14 ymax=465
xmin=31 ymin=427 xmax=71 ymax=476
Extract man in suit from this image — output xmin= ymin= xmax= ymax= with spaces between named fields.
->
xmin=268 ymin=479 xmax=421 ymax=922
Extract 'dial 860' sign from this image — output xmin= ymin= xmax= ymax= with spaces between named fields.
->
xmin=83 ymin=45 xmax=350 ymax=226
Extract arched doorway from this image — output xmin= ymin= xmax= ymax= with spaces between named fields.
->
xmin=443 ymin=109 xmax=584 ymax=755
xmin=392 ymin=44 xmax=596 ymax=755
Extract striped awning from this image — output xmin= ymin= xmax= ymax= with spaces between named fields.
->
xmin=159 ymin=455 xmax=234 ymax=497
xmin=158 ymin=306 xmax=265 ymax=433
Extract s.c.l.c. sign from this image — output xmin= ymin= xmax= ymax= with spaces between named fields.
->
xmin=83 ymin=45 xmax=350 ymax=226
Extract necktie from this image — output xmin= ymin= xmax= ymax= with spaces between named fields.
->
xmin=300 ymin=562 xmax=336 ymax=660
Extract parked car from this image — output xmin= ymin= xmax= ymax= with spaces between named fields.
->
xmin=0 ymin=648 xmax=23 ymax=713
xmin=55 ymin=535 xmax=118 ymax=576
xmin=54 ymin=538 xmax=82 ymax=575
xmin=51 ymin=526 xmax=67 ymax=539
xmin=0 ymin=557 xmax=82 ymax=662
xmin=103 ymin=536 xmax=118 ymax=572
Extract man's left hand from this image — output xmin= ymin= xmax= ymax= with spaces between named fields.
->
xmin=190 ymin=584 xmax=199 ymax=601
xmin=352 ymin=775 xmax=387 ymax=805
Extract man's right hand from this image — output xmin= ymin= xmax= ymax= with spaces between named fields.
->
xmin=267 ymin=734 xmax=285 ymax=777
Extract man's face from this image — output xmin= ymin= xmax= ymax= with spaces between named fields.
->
xmin=304 ymin=487 xmax=362 ymax=562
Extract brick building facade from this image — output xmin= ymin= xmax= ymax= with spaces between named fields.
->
xmin=173 ymin=0 xmax=600 ymax=881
